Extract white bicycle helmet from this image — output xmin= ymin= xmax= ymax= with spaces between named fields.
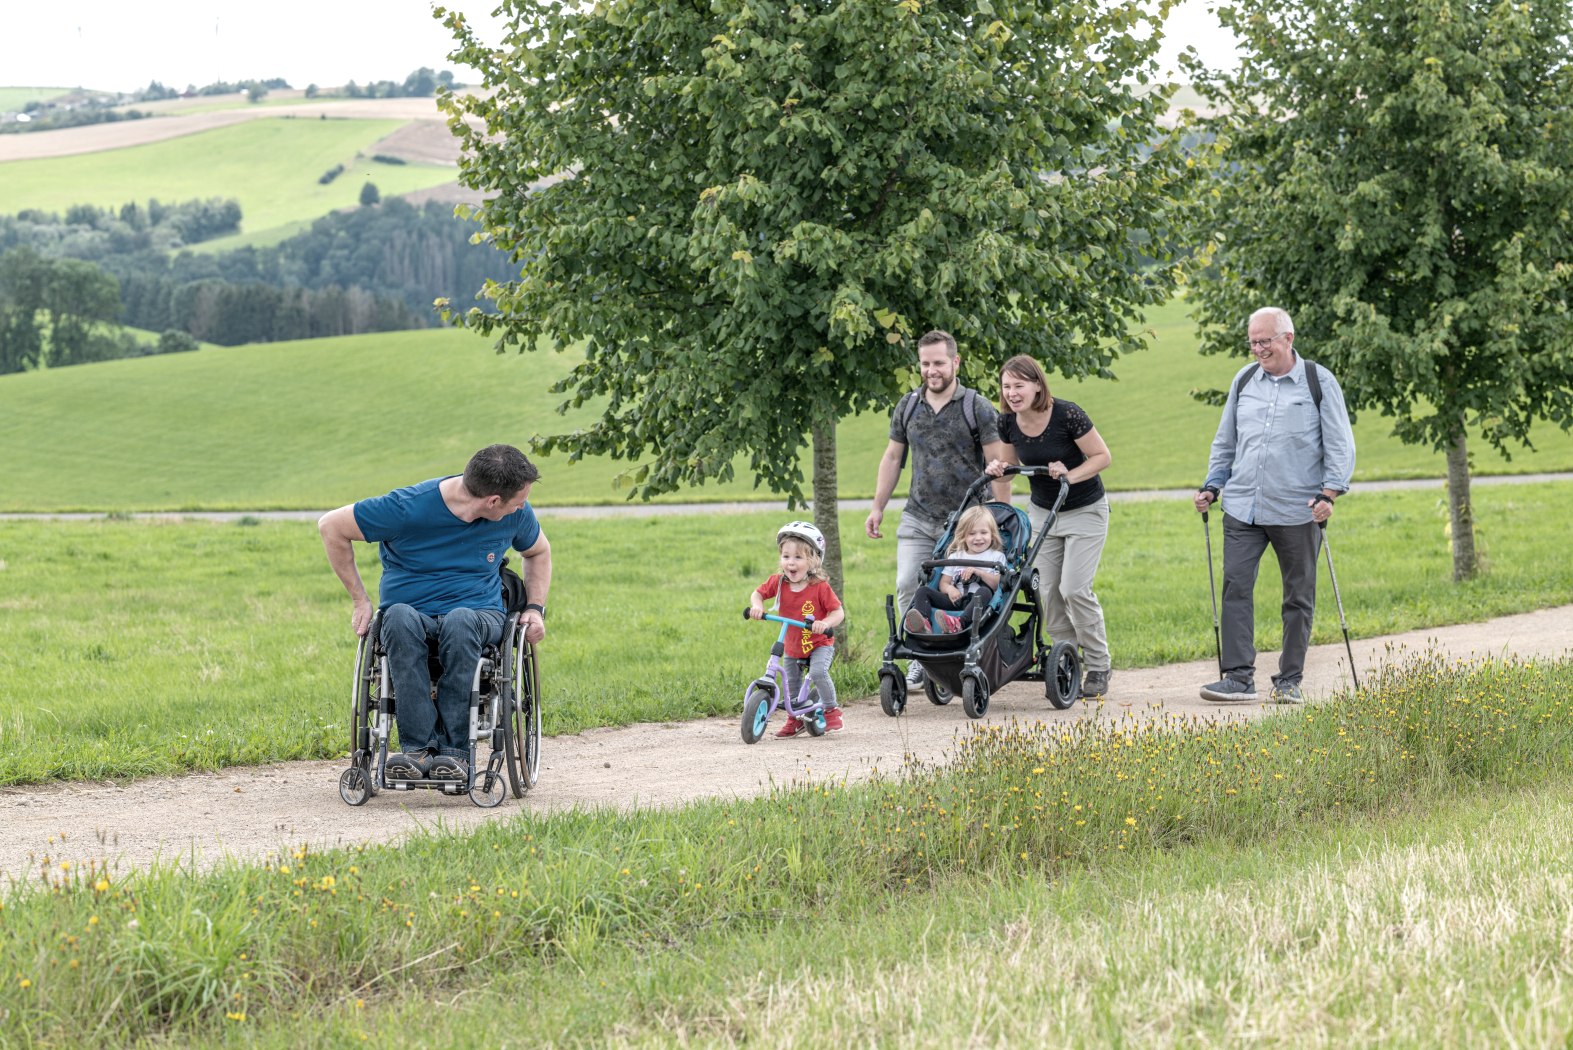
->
xmin=777 ymin=520 xmax=825 ymax=555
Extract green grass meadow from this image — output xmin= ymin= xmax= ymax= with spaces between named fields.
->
xmin=0 ymin=118 xmax=456 ymax=244
xmin=0 ymin=88 xmax=68 ymax=111
xmin=4 ymin=298 xmax=1572 ymax=513
xmin=3 ymin=482 xmax=1571 ymax=786
xmin=3 ymin=652 xmax=1572 ymax=1046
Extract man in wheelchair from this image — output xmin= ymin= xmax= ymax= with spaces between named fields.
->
xmin=319 ymin=444 xmax=552 ymax=784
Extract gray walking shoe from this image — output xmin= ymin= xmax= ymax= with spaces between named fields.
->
xmin=1269 ymin=683 xmax=1305 ymax=704
xmin=1080 ymin=670 xmax=1113 ymax=698
xmin=1199 ymin=677 xmax=1258 ymax=703
xmin=905 ymin=662 xmax=925 ymax=686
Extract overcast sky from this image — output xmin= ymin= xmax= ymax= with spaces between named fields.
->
xmin=1 ymin=0 xmax=1236 ymax=95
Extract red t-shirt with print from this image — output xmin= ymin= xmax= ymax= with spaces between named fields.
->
xmin=756 ymin=575 xmax=841 ymax=658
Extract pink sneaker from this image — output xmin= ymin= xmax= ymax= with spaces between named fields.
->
xmin=938 ymin=612 xmax=964 ymax=633
xmin=775 ymin=716 xmax=803 ymax=738
xmin=824 ymin=708 xmax=844 ymax=732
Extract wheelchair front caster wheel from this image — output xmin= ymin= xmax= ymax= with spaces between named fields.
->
xmin=338 ymin=767 xmax=371 ymax=806
xmin=469 ymin=770 xmax=507 ymax=808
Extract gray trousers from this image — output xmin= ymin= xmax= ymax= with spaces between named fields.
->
xmin=894 ymin=513 xmax=949 ymax=622
xmin=1221 ymin=513 xmax=1321 ymax=688
xmin=784 ymin=646 xmax=838 ymax=711
xmin=1029 ymin=498 xmax=1111 ymax=673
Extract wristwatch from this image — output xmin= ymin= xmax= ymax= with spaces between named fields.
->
xmin=524 ymin=602 xmax=546 ymax=618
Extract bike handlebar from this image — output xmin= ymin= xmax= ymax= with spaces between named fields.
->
xmin=742 ymin=608 xmax=834 ymax=641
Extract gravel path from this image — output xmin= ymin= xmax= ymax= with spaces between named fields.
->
xmin=3 ymin=604 xmax=1568 ymax=889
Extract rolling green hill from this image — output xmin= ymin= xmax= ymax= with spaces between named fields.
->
xmin=0 ymin=87 xmax=69 ymax=111
xmin=0 ymin=118 xmax=455 ymax=246
xmin=3 ymin=299 xmax=1569 ymax=512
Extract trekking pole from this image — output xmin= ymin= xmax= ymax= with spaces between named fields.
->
xmin=1202 ymin=510 xmax=1223 ymax=677
xmin=1318 ymin=521 xmax=1360 ymax=691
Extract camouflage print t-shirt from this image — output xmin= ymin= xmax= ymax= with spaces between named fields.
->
xmin=890 ymin=384 xmax=1000 ymax=526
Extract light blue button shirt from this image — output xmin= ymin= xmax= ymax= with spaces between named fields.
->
xmin=1204 ymin=356 xmax=1356 ymax=526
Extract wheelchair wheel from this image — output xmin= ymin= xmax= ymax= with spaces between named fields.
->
xmin=741 ymin=681 xmax=776 ymax=744
xmin=348 ymin=628 xmax=380 ymax=799
xmin=879 ymin=671 xmax=906 ymax=717
xmin=469 ymin=768 xmax=507 ymax=808
xmin=338 ymin=766 xmax=371 ymax=806
xmin=961 ymin=671 xmax=990 ymax=720
xmin=1045 ymin=641 xmax=1082 ymax=710
xmin=506 ymin=640 xmax=542 ymax=796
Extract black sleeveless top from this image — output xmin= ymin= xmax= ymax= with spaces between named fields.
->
xmin=998 ymin=400 xmax=1105 ymax=511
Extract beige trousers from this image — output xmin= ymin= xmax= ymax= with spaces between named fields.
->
xmin=1028 ymin=497 xmax=1111 ymax=673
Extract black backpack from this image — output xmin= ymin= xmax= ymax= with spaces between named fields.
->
xmin=499 ymin=557 xmax=530 ymax=615
xmin=896 ymin=386 xmax=983 ymax=471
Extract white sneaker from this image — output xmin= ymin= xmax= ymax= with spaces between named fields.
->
xmin=905 ymin=662 xmax=925 ymax=686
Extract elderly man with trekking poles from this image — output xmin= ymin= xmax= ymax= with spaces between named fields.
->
xmin=1194 ymin=306 xmax=1357 ymax=705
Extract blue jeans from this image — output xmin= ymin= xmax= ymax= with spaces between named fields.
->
xmin=379 ymin=604 xmax=506 ymax=759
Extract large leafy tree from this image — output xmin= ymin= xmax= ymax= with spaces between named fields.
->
xmin=1185 ymin=0 xmax=1573 ymax=581
xmin=438 ymin=0 xmax=1193 ymax=589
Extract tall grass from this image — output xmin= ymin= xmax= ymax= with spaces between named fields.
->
xmin=3 ymin=482 xmax=1573 ymax=784
xmin=2 ymin=653 xmax=1569 ymax=1045
xmin=4 ymin=300 xmax=1572 ymax=513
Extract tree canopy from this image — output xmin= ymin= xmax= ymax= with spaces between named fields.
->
xmin=438 ymin=0 xmax=1194 ymax=562
xmin=1185 ymin=0 xmax=1573 ymax=579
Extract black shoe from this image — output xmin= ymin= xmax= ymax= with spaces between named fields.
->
xmin=425 ymin=754 xmax=469 ymax=782
xmin=384 ymin=749 xmax=432 ymax=780
xmin=1080 ymin=670 xmax=1113 ymax=698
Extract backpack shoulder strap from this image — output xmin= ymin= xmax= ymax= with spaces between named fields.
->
xmin=896 ymin=390 xmax=921 ymax=471
xmin=1229 ymin=363 xmax=1260 ymax=431
xmin=961 ymin=387 xmax=980 ymax=445
xmin=1300 ymin=358 xmax=1323 ymax=409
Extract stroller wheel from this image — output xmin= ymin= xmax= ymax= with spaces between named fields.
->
xmin=961 ymin=672 xmax=989 ymax=719
xmin=879 ymin=672 xmax=906 ymax=717
xmin=1045 ymin=641 xmax=1082 ymax=710
xmin=924 ymin=677 xmax=953 ymax=706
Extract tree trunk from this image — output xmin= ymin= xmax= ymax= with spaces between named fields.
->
xmin=1446 ymin=422 xmax=1477 ymax=581
xmin=811 ymin=418 xmax=843 ymax=599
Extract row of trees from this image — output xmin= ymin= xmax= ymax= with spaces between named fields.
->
xmin=1 ymin=196 xmax=515 ymax=347
xmin=440 ymin=0 xmax=1572 ymax=585
xmin=0 ymin=248 xmax=195 ymax=373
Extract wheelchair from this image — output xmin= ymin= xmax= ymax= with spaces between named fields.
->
xmin=337 ymin=605 xmax=542 ymax=808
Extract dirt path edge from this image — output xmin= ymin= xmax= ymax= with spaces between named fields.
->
xmin=4 ymin=605 xmax=1569 ymax=889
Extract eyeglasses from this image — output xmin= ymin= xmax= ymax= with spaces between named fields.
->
xmin=1247 ymin=335 xmax=1285 ymax=350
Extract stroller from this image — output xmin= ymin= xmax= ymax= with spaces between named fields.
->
xmin=878 ymin=468 xmax=1081 ymax=719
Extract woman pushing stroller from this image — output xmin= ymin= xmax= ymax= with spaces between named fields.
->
xmin=986 ymin=354 xmax=1115 ymax=699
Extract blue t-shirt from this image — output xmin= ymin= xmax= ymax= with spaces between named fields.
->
xmin=353 ymin=476 xmax=542 ymax=616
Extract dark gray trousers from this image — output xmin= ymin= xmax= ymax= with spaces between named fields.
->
xmin=1221 ymin=514 xmax=1321 ymax=688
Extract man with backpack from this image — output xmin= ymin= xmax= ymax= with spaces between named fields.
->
xmin=1193 ymin=307 xmax=1355 ymax=704
xmin=866 ymin=329 xmax=1012 ymax=686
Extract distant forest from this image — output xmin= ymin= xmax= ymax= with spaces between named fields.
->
xmin=0 ymin=195 xmax=516 ymax=360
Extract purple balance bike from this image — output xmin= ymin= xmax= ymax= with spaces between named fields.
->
xmin=739 ymin=610 xmax=835 ymax=743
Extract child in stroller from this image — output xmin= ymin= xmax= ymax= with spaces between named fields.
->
xmin=904 ymin=505 xmax=1009 ymax=635
xmin=879 ymin=469 xmax=1082 ymax=719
